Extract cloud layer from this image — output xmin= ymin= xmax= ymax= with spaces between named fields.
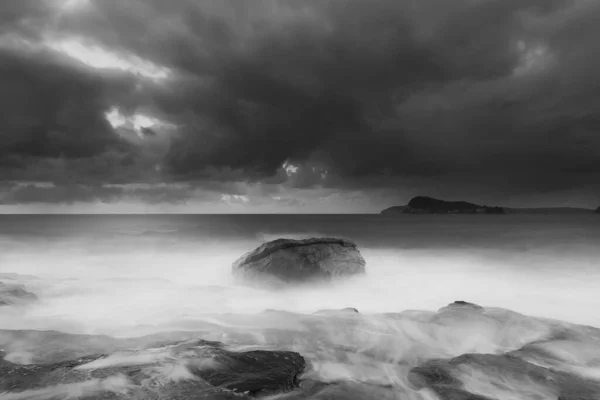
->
xmin=1 ymin=0 xmax=599 ymax=210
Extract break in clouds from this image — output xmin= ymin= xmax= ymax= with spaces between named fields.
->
xmin=1 ymin=0 xmax=600 ymax=211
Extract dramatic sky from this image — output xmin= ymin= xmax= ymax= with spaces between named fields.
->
xmin=1 ymin=0 xmax=600 ymax=213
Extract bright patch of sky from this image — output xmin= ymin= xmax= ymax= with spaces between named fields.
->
xmin=43 ymin=36 xmax=171 ymax=80
xmin=55 ymin=0 xmax=90 ymax=12
xmin=221 ymin=194 xmax=250 ymax=205
xmin=105 ymin=107 xmax=174 ymax=138
xmin=283 ymin=161 xmax=299 ymax=176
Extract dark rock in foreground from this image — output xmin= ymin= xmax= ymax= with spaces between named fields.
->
xmin=5 ymin=302 xmax=600 ymax=399
xmin=192 ymin=346 xmax=305 ymax=396
xmin=232 ymin=238 xmax=366 ymax=287
xmin=0 ymin=281 xmax=37 ymax=306
xmin=382 ymin=196 xmax=504 ymax=215
xmin=409 ymin=353 xmax=600 ymax=400
xmin=0 ymin=338 xmax=306 ymax=399
xmin=596 ymin=206 xmax=600 ymax=214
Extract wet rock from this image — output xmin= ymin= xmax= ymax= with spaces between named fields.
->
xmin=278 ymin=379 xmax=403 ymax=400
xmin=0 ymin=281 xmax=37 ymax=306
xmin=409 ymin=353 xmax=600 ymax=400
xmin=0 ymin=338 xmax=306 ymax=399
xmin=438 ymin=301 xmax=484 ymax=313
xmin=190 ymin=348 xmax=305 ymax=396
xmin=232 ymin=238 xmax=366 ymax=287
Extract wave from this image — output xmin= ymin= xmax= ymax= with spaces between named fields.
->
xmin=2 ymin=303 xmax=600 ymax=399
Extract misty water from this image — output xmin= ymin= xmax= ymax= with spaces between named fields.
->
xmin=2 ymin=214 xmax=600 ymax=399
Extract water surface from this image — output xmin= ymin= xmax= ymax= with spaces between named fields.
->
xmin=1 ymin=214 xmax=599 ymax=334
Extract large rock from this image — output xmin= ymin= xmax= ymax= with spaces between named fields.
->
xmin=232 ymin=238 xmax=366 ymax=286
xmin=0 ymin=281 xmax=37 ymax=306
xmin=596 ymin=206 xmax=600 ymax=214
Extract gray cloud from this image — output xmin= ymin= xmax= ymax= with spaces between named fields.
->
xmin=0 ymin=50 xmax=141 ymax=158
xmin=0 ymin=184 xmax=122 ymax=205
xmin=0 ymin=183 xmax=199 ymax=205
xmin=1 ymin=0 xmax=599 ymax=208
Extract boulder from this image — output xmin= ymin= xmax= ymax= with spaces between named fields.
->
xmin=0 ymin=281 xmax=37 ymax=306
xmin=596 ymin=206 xmax=600 ymax=214
xmin=232 ymin=238 xmax=366 ymax=286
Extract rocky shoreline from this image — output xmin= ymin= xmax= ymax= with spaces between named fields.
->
xmin=2 ymin=301 xmax=600 ymax=399
xmin=3 ymin=239 xmax=600 ymax=399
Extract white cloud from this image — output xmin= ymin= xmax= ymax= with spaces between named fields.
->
xmin=221 ymin=194 xmax=250 ymax=206
xmin=54 ymin=0 xmax=91 ymax=12
xmin=43 ymin=36 xmax=172 ymax=80
xmin=283 ymin=161 xmax=299 ymax=176
xmin=105 ymin=108 xmax=128 ymax=129
xmin=105 ymin=107 xmax=175 ymax=139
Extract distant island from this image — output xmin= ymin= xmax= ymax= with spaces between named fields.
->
xmin=381 ymin=196 xmax=597 ymax=215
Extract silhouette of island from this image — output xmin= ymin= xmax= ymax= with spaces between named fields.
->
xmin=382 ymin=196 xmax=596 ymax=215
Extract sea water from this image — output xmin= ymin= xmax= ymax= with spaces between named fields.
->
xmin=1 ymin=214 xmax=600 ymax=399
xmin=1 ymin=214 xmax=599 ymax=334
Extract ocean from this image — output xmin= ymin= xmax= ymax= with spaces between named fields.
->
xmin=2 ymin=214 xmax=600 ymax=399
xmin=2 ymin=214 xmax=599 ymax=333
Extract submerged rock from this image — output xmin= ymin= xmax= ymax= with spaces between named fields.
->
xmin=0 ymin=281 xmax=37 ymax=306
xmin=232 ymin=238 xmax=366 ymax=287
xmin=6 ymin=303 xmax=600 ymax=399
xmin=409 ymin=353 xmax=600 ymax=400
xmin=438 ymin=301 xmax=485 ymax=313
xmin=0 ymin=338 xmax=306 ymax=399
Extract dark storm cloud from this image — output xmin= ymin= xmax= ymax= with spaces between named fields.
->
xmin=0 ymin=50 xmax=133 ymax=159
xmin=69 ymin=0 xmax=596 ymax=177
xmin=0 ymin=0 xmax=54 ymax=37
xmin=1 ymin=0 xmax=600 ymax=206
